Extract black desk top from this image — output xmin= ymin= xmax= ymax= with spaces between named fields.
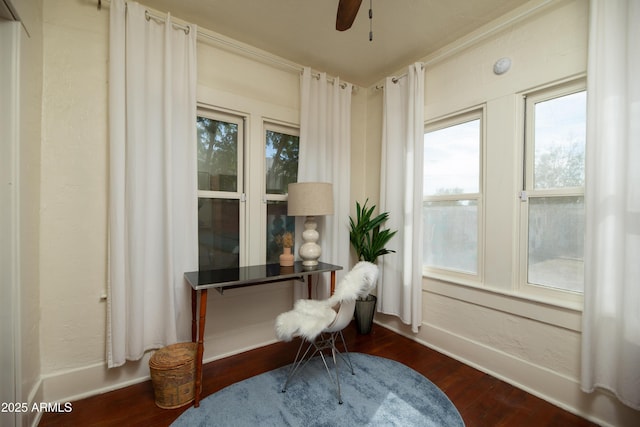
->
xmin=184 ymin=261 xmax=343 ymax=292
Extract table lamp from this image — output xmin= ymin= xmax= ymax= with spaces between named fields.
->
xmin=287 ymin=182 xmax=334 ymax=267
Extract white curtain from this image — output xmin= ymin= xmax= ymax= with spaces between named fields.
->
xmin=297 ymin=67 xmax=352 ymax=299
xmin=107 ymin=0 xmax=198 ymax=368
xmin=378 ymin=63 xmax=424 ymax=333
xmin=581 ymin=0 xmax=640 ymax=410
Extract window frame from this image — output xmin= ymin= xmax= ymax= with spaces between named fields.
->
xmin=196 ymin=106 xmax=247 ymax=268
xmin=263 ymin=121 xmax=299 ymax=202
xmin=422 ymin=107 xmax=486 ymax=283
xmin=517 ymin=79 xmax=586 ymax=305
xmin=263 ymin=121 xmax=300 ymax=263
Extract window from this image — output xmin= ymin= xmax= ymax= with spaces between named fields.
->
xmin=196 ymin=109 xmax=244 ymax=270
xmin=264 ymin=124 xmax=299 ymax=263
xmin=520 ymin=81 xmax=586 ymax=298
xmin=196 ymin=106 xmax=300 ymax=269
xmin=423 ymin=109 xmax=484 ymax=278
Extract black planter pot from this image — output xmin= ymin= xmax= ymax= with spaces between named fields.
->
xmin=355 ymin=294 xmax=377 ymax=334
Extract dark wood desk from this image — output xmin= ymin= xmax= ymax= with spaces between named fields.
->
xmin=184 ymin=261 xmax=343 ymax=407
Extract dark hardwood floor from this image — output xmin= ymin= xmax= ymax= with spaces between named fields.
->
xmin=39 ymin=323 xmax=598 ymax=427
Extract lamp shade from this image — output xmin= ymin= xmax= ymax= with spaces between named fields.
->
xmin=287 ymin=182 xmax=334 ymax=216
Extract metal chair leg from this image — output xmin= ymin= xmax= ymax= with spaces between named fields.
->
xmin=336 ymin=330 xmax=354 ymax=375
xmin=281 ymin=338 xmax=318 ymax=393
xmin=281 ymin=332 xmax=350 ymax=404
xmin=331 ymin=344 xmax=343 ymax=404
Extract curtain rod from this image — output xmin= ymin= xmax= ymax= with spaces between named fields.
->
xmin=373 ymin=63 xmax=425 ymax=91
xmin=96 ymin=0 xmax=356 ymax=91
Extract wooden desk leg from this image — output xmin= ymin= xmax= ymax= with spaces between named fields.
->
xmin=330 ymin=271 xmax=336 ymax=295
xmin=191 ymin=288 xmax=197 ymax=342
xmin=307 ymin=275 xmax=312 ymax=298
xmin=194 ymin=289 xmax=208 ymax=408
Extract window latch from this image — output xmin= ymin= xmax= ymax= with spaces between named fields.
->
xmin=519 ymin=191 xmax=528 ymax=202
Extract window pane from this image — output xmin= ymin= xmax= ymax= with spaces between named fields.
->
xmin=266 ymin=130 xmax=299 ymax=194
xmin=197 ymin=117 xmax=238 ymax=192
xmin=198 ymin=198 xmax=240 ymax=269
xmin=266 ymin=201 xmax=295 ymax=263
xmin=423 ymin=200 xmax=478 ymax=274
xmin=533 ymin=91 xmax=586 ymax=189
xmin=528 ymin=196 xmax=584 ymax=292
xmin=424 ymin=119 xmax=480 ymax=196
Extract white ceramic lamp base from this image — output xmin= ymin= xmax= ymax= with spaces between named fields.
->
xmin=299 ymin=216 xmax=321 ymax=267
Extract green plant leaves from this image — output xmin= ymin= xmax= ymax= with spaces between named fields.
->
xmin=349 ymin=199 xmax=397 ymax=263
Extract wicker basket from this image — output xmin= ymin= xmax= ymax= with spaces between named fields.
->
xmin=149 ymin=342 xmax=197 ymax=409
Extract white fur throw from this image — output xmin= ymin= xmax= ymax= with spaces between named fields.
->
xmin=275 ymin=262 xmax=379 ymax=342
xmin=328 ymin=261 xmax=378 ymax=305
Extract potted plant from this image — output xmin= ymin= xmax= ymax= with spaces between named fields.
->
xmin=349 ymin=199 xmax=397 ymax=334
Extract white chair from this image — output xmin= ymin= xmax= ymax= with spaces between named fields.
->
xmin=275 ymin=261 xmax=379 ymax=404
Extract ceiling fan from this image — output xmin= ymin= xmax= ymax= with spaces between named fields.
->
xmin=336 ymin=0 xmax=364 ymax=31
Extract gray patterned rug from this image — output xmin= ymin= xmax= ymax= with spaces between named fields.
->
xmin=172 ymin=352 xmax=465 ymax=426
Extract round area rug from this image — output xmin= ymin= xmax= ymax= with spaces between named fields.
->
xmin=172 ymin=353 xmax=464 ymax=427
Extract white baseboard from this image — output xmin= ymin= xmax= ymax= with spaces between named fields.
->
xmin=375 ymin=317 xmax=640 ymax=427
xmin=37 ymin=336 xmax=280 ymax=408
xmin=40 ymin=353 xmax=153 ymax=404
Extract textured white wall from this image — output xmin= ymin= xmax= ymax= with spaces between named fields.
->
xmin=37 ymin=0 xmax=366 ymax=401
xmin=375 ymin=1 xmax=639 ymax=425
xmin=40 ymin=0 xmax=110 ymax=376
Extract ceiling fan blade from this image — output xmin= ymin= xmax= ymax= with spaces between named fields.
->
xmin=336 ymin=0 xmax=363 ymax=31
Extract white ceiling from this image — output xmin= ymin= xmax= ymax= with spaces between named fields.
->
xmin=140 ymin=0 xmax=532 ymax=87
